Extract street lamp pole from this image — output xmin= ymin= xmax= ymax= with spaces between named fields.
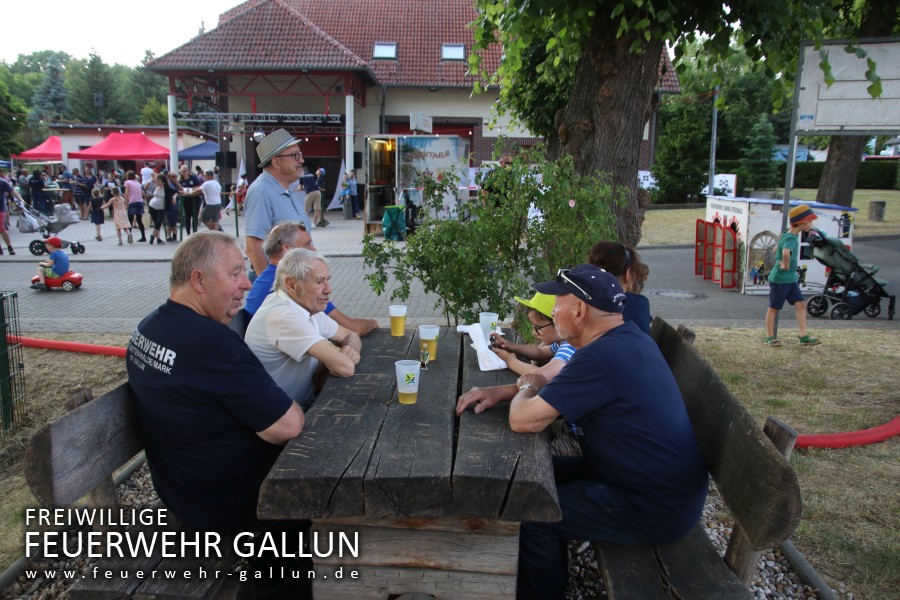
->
xmin=708 ymin=84 xmax=719 ymax=196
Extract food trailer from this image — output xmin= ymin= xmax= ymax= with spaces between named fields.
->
xmin=701 ymin=196 xmax=857 ymax=294
xmin=364 ymin=135 xmax=471 ymax=236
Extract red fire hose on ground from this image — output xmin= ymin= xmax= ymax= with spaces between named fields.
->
xmin=10 ymin=336 xmax=898 ymax=448
xmin=795 ymin=415 xmax=900 ymax=449
xmin=14 ymin=335 xmax=126 ymax=358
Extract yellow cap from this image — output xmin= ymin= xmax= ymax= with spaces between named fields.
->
xmin=514 ymin=291 xmax=555 ymax=319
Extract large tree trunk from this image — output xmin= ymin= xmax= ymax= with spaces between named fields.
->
xmin=815 ymin=136 xmax=866 ymax=207
xmin=554 ymin=17 xmax=663 ymax=247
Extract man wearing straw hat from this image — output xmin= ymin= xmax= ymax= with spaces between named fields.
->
xmin=763 ymin=204 xmax=821 ymax=347
xmin=244 ymin=128 xmax=312 ymax=277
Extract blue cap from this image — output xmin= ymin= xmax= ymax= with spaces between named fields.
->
xmin=535 ymin=264 xmax=627 ymax=313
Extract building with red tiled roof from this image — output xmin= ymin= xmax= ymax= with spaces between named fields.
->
xmin=148 ymin=0 xmax=678 ymax=192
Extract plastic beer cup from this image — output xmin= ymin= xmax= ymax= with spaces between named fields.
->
xmin=419 ymin=325 xmax=439 ymax=362
xmin=479 ymin=312 xmax=499 ymax=341
xmin=389 ymin=305 xmax=407 ymax=337
xmin=395 ymin=360 xmax=421 ymax=404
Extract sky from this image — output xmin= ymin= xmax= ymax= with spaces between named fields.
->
xmin=2 ymin=0 xmax=230 ymax=68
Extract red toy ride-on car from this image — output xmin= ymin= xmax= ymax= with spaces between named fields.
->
xmin=31 ymin=271 xmax=84 ymax=291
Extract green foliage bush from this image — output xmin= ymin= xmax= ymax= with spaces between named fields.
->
xmin=858 ymin=161 xmax=899 ymax=189
xmin=740 ymin=116 xmax=779 ymax=190
xmin=362 ymin=146 xmax=619 ymax=325
xmin=703 ymin=160 xmax=900 ymax=194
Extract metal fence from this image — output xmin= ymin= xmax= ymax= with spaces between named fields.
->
xmin=0 ymin=292 xmax=26 ymax=431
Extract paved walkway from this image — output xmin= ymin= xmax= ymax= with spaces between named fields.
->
xmin=1 ymin=207 xmax=897 ymax=334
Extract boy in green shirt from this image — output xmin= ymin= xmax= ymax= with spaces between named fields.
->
xmin=764 ymin=204 xmax=820 ymax=347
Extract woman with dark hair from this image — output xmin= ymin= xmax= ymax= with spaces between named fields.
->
xmin=587 ymin=241 xmax=651 ymax=334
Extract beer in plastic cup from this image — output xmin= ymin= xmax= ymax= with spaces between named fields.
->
xmin=418 ymin=325 xmax=439 ymax=362
xmin=479 ymin=312 xmax=499 ymax=341
xmin=395 ymin=360 xmax=421 ymax=404
xmin=389 ymin=305 xmax=407 ymax=337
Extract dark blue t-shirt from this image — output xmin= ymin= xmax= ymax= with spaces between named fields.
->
xmin=540 ymin=321 xmax=708 ymax=541
xmin=623 ymin=293 xmax=651 ymax=335
xmin=301 ymin=173 xmax=318 ymax=194
xmin=126 ymin=300 xmax=293 ymax=533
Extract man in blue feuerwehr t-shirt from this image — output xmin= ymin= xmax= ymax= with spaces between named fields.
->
xmin=456 ymin=264 xmax=708 ymax=600
xmin=126 ymin=231 xmax=310 ymax=598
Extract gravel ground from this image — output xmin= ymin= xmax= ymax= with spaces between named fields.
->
xmin=3 ymin=467 xmax=842 ymax=600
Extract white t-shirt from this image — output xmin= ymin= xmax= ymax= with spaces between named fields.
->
xmin=140 ymin=167 xmax=155 ymax=185
xmin=200 ymin=180 xmax=222 ymax=206
xmin=149 ymin=186 xmax=165 ymax=210
xmin=245 ymin=290 xmax=339 ymax=410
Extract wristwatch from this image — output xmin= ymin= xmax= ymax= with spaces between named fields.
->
xmin=518 ymin=383 xmax=539 ymax=394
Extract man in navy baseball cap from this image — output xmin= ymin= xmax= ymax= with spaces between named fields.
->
xmin=458 ymin=263 xmax=707 ymax=599
xmin=534 ymin=264 xmax=628 ymax=314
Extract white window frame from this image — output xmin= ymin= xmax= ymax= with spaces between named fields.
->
xmin=441 ymin=44 xmax=466 ymax=61
xmin=373 ymin=42 xmax=397 ymax=59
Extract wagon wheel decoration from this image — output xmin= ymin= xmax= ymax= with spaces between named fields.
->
xmin=748 ymin=231 xmax=779 ymax=281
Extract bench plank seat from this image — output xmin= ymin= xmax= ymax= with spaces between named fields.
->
xmin=26 ymin=384 xmax=143 ymax=508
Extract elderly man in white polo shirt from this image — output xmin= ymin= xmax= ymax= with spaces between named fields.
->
xmin=245 ymin=248 xmax=362 ymax=411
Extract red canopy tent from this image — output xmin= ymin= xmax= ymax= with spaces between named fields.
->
xmin=68 ymin=133 xmax=170 ymax=160
xmin=13 ymin=135 xmax=63 ymax=161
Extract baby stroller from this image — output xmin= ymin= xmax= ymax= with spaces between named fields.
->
xmin=806 ymin=229 xmax=895 ymax=320
xmin=16 ymin=200 xmax=86 ymax=256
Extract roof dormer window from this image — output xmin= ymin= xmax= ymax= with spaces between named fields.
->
xmin=442 ymin=44 xmax=465 ymax=60
xmin=373 ymin=42 xmax=397 ymax=59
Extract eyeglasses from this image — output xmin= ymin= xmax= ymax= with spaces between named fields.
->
xmin=274 ymin=152 xmax=303 ymax=162
xmin=531 ymin=321 xmax=554 ymax=334
xmin=556 ymin=268 xmax=593 ymax=300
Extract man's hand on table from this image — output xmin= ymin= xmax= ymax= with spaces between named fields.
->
xmin=456 ymin=384 xmax=516 ymax=416
xmin=340 ymin=344 xmax=361 ymax=365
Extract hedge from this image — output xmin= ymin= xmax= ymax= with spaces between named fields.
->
xmin=709 ymin=159 xmax=899 ymax=193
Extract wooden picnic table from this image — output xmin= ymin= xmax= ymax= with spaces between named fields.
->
xmin=258 ymin=326 xmax=560 ymax=599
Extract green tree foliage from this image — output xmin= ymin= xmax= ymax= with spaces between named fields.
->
xmin=6 ymin=51 xmax=72 ymax=75
xmin=138 ymin=98 xmax=169 ymax=125
xmin=132 ymin=51 xmax=169 ymax=104
xmin=27 ymin=56 xmax=68 ymax=143
xmin=0 ymin=66 xmax=41 ymax=113
xmin=362 ymin=147 xmax=619 ymax=325
xmin=0 ymin=80 xmax=26 ymax=156
xmin=469 ymin=0 xmax=854 ymax=246
xmin=651 ymin=92 xmax=712 ymax=204
xmin=741 ymin=115 xmax=779 ymax=190
xmin=66 ymin=53 xmax=127 ymax=123
xmin=111 ymin=64 xmax=139 ymax=124
xmin=651 ymin=44 xmax=794 ymax=202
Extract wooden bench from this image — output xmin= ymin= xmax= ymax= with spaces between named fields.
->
xmin=593 ymin=317 xmax=803 ymax=599
xmin=24 ymin=384 xmax=244 ymax=599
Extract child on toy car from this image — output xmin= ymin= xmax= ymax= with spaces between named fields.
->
xmin=31 ymin=236 xmax=69 ymax=290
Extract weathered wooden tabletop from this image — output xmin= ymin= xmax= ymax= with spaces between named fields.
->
xmin=258 ymin=327 xmax=560 ymax=523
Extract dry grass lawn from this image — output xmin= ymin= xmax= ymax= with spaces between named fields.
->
xmin=693 ymin=327 xmax=899 ymax=600
xmin=1 ymin=327 xmax=897 ymax=599
xmin=640 ymin=188 xmax=900 ymax=246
